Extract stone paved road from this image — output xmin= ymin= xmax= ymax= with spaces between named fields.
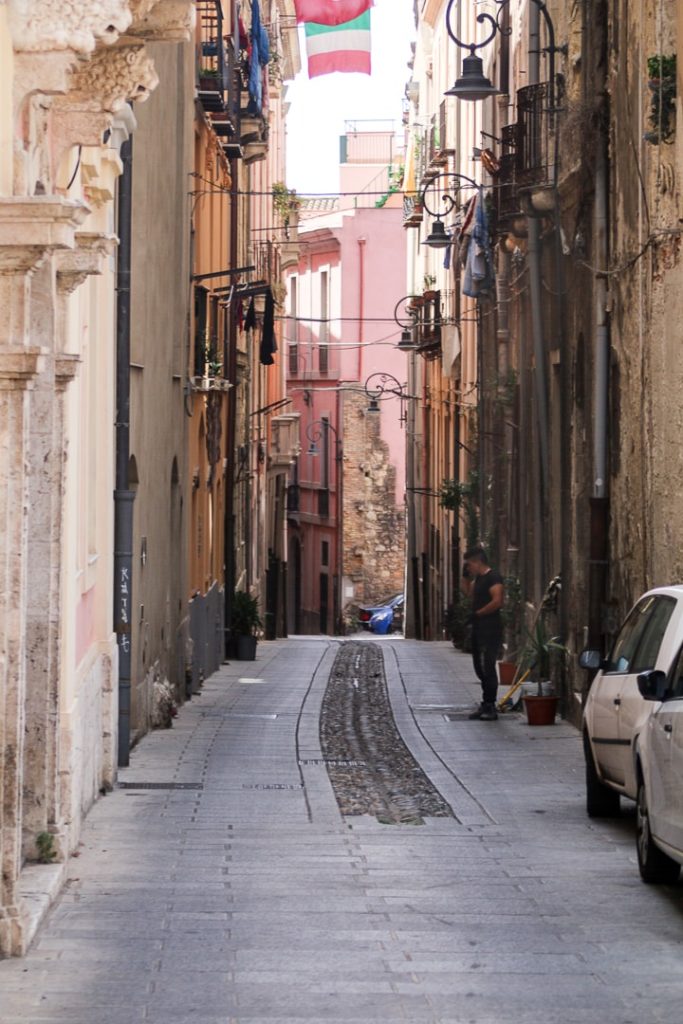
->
xmin=1 ymin=638 xmax=683 ymax=1023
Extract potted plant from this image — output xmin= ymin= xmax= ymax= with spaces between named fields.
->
xmin=521 ymin=621 xmax=568 ymax=725
xmin=232 ymin=590 xmax=262 ymax=660
xmin=499 ymin=574 xmax=522 ymax=685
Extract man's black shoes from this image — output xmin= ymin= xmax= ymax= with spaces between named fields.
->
xmin=468 ymin=703 xmax=498 ymax=721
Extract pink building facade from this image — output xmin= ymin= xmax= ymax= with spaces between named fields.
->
xmin=285 ymin=189 xmax=408 ymax=634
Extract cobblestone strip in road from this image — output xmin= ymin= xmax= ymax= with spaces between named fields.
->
xmin=320 ymin=642 xmax=453 ymax=823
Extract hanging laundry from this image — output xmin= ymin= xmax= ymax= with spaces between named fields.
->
xmin=244 ymin=296 xmax=256 ymax=331
xmin=248 ymin=0 xmax=270 ymax=114
xmin=259 ymin=289 xmax=277 ymax=366
xmin=463 ymin=190 xmax=495 ymax=299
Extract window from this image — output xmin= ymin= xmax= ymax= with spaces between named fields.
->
xmin=631 ymin=598 xmax=676 ymax=674
xmin=321 ymin=541 xmax=329 ymax=566
xmin=606 ymin=596 xmax=675 ymax=674
xmin=668 ymin=645 xmax=683 ymax=699
xmin=288 ymin=276 xmax=298 ymax=375
xmin=319 ymin=270 xmax=329 ymax=372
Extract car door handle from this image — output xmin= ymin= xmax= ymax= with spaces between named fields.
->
xmin=613 ymin=698 xmax=621 ymax=706
xmin=664 ymin=723 xmax=673 ymax=733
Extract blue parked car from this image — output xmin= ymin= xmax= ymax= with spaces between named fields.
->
xmin=358 ymin=594 xmax=404 ymax=635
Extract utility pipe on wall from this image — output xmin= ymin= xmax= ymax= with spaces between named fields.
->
xmin=114 ymin=134 xmax=135 ymax=767
xmin=526 ymin=3 xmax=550 ymax=594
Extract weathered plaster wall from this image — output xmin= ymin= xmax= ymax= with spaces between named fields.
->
xmin=608 ymin=0 xmax=681 ymax=612
xmin=129 ymin=40 xmax=193 ymax=730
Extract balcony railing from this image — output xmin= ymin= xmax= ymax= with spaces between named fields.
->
xmin=495 ymin=122 xmax=523 ymax=229
xmin=516 ymin=82 xmax=554 ymax=188
xmin=197 ymin=0 xmax=229 ymax=111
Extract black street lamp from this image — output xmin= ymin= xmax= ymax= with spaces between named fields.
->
xmin=420 ymin=171 xmax=479 ymax=250
xmin=394 ymin=294 xmax=422 ymax=352
xmin=444 ymin=0 xmax=564 ymax=107
xmin=363 ymin=372 xmax=414 ymax=427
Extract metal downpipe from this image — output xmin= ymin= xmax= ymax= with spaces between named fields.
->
xmin=114 ymin=134 xmax=135 ymax=767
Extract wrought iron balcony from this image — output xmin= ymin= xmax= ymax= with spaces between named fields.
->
xmin=495 ymin=122 xmax=524 ymax=230
xmin=197 ymin=1 xmax=229 ymax=111
xmin=516 ymin=82 xmax=554 ymax=189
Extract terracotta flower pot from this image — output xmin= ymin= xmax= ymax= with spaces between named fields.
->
xmin=498 ymin=660 xmax=517 ymax=686
xmin=522 ymin=694 xmax=558 ymax=726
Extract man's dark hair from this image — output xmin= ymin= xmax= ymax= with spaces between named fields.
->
xmin=463 ymin=546 xmax=489 ymax=564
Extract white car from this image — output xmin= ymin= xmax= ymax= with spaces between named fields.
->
xmin=633 ymin=658 xmax=683 ymax=883
xmin=581 ymin=586 xmax=683 ymax=824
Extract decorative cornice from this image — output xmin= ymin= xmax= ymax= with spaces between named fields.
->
xmin=54 ymin=353 xmax=82 ymax=388
xmin=7 ymin=0 xmax=133 ymax=54
xmin=55 ymin=231 xmax=117 ymax=293
xmin=0 ymin=198 xmax=90 ymax=273
xmin=0 ymin=348 xmax=48 ymax=390
xmin=127 ymin=0 xmax=195 ymax=42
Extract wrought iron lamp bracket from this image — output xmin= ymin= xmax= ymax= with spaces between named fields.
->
xmin=420 ymin=172 xmax=479 ymax=219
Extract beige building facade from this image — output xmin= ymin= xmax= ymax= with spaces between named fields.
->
xmin=0 ymin=0 xmax=194 ymax=956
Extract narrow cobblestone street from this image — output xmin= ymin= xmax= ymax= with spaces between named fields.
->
xmin=2 ymin=638 xmax=682 ymax=1023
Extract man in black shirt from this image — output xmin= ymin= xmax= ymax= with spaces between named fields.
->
xmin=461 ymin=546 xmax=505 ymax=720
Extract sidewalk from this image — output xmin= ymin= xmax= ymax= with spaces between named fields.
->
xmin=1 ymin=638 xmax=682 ymax=1023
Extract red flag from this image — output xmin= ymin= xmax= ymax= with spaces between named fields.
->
xmin=294 ymin=0 xmax=372 ymax=26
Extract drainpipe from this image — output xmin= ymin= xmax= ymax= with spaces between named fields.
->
xmin=357 ymin=236 xmax=366 ymax=381
xmin=224 ymin=157 xmax=239 ymax=653
xmin=589 ymin=113 xmax=610 ymax=649
xmin=114 ymin=134 xmax=135 ymax=767
xmin=526 ymin=3 xmax=550 ymax=595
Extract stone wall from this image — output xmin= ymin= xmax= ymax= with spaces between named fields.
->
xmin=341 ymin=392 xmax=405 ymax=620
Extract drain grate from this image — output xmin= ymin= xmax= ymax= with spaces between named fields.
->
xmin=118 ymin=782 xmax=204 ymax=790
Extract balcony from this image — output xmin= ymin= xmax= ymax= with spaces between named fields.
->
xmin=412 ymin=291 xmax=442 ymax=359
xmin=196 ymin=1 xmax=229 ymax=114
xmin=495 ymin=122 xmax=524 ymax=233
xmin=516 ymin=82 xmax=554 ymax=190
xmin=402 ymin=194 xmax=424 ymax=228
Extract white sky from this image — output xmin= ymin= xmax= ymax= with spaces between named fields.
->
xmin=285 ymin=0 xmax=417 ymax=194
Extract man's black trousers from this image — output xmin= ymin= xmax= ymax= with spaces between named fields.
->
xmin=471 ymin=629 xmax=502 ymax=706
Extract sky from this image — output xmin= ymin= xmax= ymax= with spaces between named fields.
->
xmin=285 ymin=0 xmax=417 ymax=194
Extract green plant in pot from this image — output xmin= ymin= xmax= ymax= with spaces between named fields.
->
xmin=498 ymin=574 xmax=522 ymax=685
xmin=521 ymin=621 xmax=568 ymax=725
xmin=232 ymin=590 xmax=262 ymax=661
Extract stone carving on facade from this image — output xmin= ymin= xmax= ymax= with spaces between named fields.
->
xmin=7 ymin=0 xmax=133 ymax=54
xmin=64 ymin=44 xmax=159 ymax=114
xmin=128 ymin=0 xmax=195 ymax=41
xmin=50 ymin=44 xmax=157 ymax=172
xmin=55 ymin=232 xmax=116 ymax=295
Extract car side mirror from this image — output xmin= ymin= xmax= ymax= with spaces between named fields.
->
xmin=579 ymin=649 xmax=602 ymax=670
xmin=637 ymin=669 xmax=668 ymax=702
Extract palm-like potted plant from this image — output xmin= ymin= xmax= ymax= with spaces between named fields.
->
xmin=231 ymin=590 xmax=262 ymax=660
xmin=521 ymin=621 xmax=568 ymax=725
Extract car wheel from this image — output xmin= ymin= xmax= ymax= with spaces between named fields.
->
xmin=635 ymin=779 xmax=680 ymax=884
xmin=584 ymin=735 xmax=621 ymax=818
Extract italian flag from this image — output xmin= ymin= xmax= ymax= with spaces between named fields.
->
xmin=305 ymin=11 xmax=371 ymax=78
xmin=294 ymin=0 xmax=372 ymax=26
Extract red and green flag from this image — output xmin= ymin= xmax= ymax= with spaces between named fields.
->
xmin=294 ymin=0 xmax=372 ymax=26
xmin=304 ymin=10 xmax=371 ymax=78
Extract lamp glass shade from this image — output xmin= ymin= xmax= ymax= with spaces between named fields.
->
xmin=397 ymin=329 xmax=418 ymax=352
xmin=422 ymin=218 xmax=450 ymax=249
xmin=445 ymin=53 xmax=500 ymax=102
